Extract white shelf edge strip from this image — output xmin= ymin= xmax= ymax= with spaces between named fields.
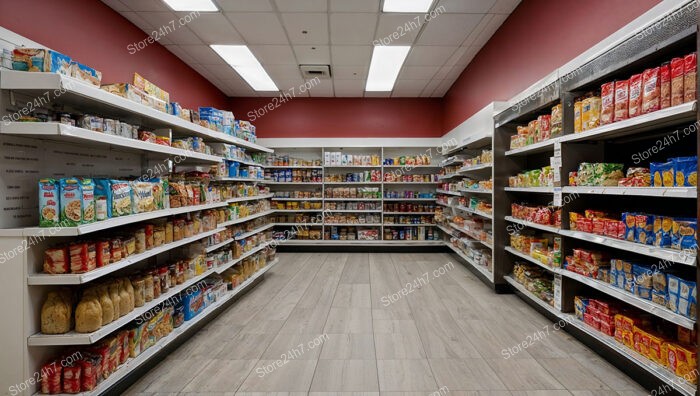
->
xmin=227 ymin=194 xmax=274 ymax=203
xmin=205 ymin=238 xmax=234 ymax=253
xmin=446 ymin=243 xmax=493 ymax=281
xmin=234 ymin=223 xmax=274 ymax=240
xmin=505 ymin=216 xmax=561 ymax=234
xmin=219 ymin=210 xmax=274 ymax=227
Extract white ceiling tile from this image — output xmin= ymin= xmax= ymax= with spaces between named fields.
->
xmin=446 ymin=45 xmax=479 ymax=67
xmin=135 ymin=11 xmax=177 ymax=28
xmin=307 ymin=79 xmax=334 ymax=97
xmin=178 ymin=45 xmax=224 ymax=64
xmin=445 ymin=64 xmax=465 ymax=81
xmin=258 ymin=90 xmax=283 ymax=97
xmin=293 ymin=45 xmax=330 ymax=64
xmin=436 ymin=0 xmax=497 ymax=13
xmin=280 ymin=13 xmax=329 ymax=45
xmin=417 ymin=14 xmax=483 ymax=46
xmin=331 ymin=46 xmax=372 ymax=66
xmin=422 ymin=78 xmax=443 ymax=97
xmin=461 ymin=13 xmax=492 ymax=47
xmin=333 ymin=80 xmax=365 ymax=97
xmin=164 ymin=45 xmax=198 ymax=64
xmin=433 ymin=65 xmax=451 ymax=80
xmin=275 ymin=0 xmax=327 ymax=12
xmin=399 ymin=66 xmax=440 ymax=80
xmin=217 ymin=0 xmax=274 ymax=12
xmin=374 ymin=14 xmax=422 ymax=45
xmin=330 ymin=13 xmax=378 ymax=45
xmin=202 ymin=64 xmax=242 ymax=80
xmin=265 ymin=64 xmax=303 ymax=80
xmin=186 ymin=13 xmax=244 ymax=44
xmin=330 ymin=0 xmax=380 ymax=12
xmin=392 ymin=79 xmax=431 ymax=97
xmin=120 ymin=0 xmax=168 ymax=11
xmin=100 ymin=0 xmax=130 ymax=12
xmin=472 ymin=13 xmax=508 ymax=48
xmin=332 ymin=65 xmax=368 ymax=79
xmin=190 ymin=64 xmax=221 ymax=82
xmin=490 ymin=0 xmax=521 ymax=14
xmin=433 ymin=79 xmax=455 ymax=96
xmin=364 ymin=91 xmax=391 ymax=98
xmin=276 ymin=78 xmax=306 ymax=91
xmin=120 ymin=11 xmax=155 ymax=30
xmin=226 ymin=13 xmax=289 ymax=45
xmin=249 ymin=45 xmax=298 ymax=65
xmin=164 ymin=26 xmax=203 ymax=45
xmin=404 ymin=46 xmax=457 ymax=66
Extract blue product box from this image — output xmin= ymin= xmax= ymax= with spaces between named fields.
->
xmin=667 ymin=274 xmax=682 ymax=295
xmin=679 ymin=279 xmax=696 ymax=300
xmin=228 ymin=161 xmax=239 ymax=178
xmin=678 ymin=297 xmax=694 ymax=319
xmin=182 ymin=289 xmax=205 ymax=321
xmin=635 ymin=286 xmax=652 ymax=300
xmin=651 ymin=289 xmax=667 ymax=306
xmin=668 ymin=293 xmax=679 ymax=313
xmin=12 ymin=48 xmax=72 ymax=75
xmin=70 ymin=61 xmax=101 ymax=86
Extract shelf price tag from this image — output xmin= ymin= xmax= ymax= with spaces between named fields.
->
xmin=550 ymin=156 xmax=562 ymax=168
xmin=553 ymin=141 xmax=562 ymax=158
xmin=553 ymin=274 xmax=562 ymax=311
xmin=553 ymin=187 xmax=562 ymax=206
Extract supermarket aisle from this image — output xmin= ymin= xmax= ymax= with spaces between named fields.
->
xmin=126 ymin=252 xmax=648 ymax=395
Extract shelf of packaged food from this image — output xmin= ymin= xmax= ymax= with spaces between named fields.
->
xmin=448 ymin=223 xmax=493 ymax=250
xmin=436 ymin=202 xmax=453 ymax=208
xmin=227 ymin=194 xmax=274 ymax=203
xmin=264 ymin=181 xmax=323 ymax=185
xmin=29 ymin=257 xmax=279 ymax=396
xmin=273 ymin=223 xmax=320 ymax=227
xmin=436 ymin=189 xmax=462 ymax=196
xmin=438 ymin=173 xmax=460 ymax=181
xmin=28 ymin=265 xmax=220 ymax=346
xmin=215 ymin=177 xmax=265 ymax=183
xmin=504 ymin=187 xmax=554 ymax=193
xmin=439 ymin=158 xmax=464 ymax=167
xmin=324 ymin=165 xmax=382 ymax=168
xmin=324 ymin=181 xmax=382 ymax=185
xmin=27 ymin=227 xmax=225 ymax=286
xmin=266 ymin=165 xmax=323 ymax=169
xmin=505 ymin=216 xmax=561 ymax=234
xmin=384 ymin=212 xmax=435 ymax=215
xmin=226 ymin=158 xmax=265 ymax=167
xmin=446 ymin=243 xmax=493 ymax=280
xmin=505 ymin=246 xmax=562 ymax=274
xmin=0 ymin=70 xmax=273 ymax=153
xmin=457 ymin=188 xmax=493 ymax=195
xmin=280 ymin=239 xmax=444 ymax=246
xmin=561 ymin=313 xmax=696 ymax=396
xmin=325 ymin=223 xmax=382 ymax=227
xmin=326 ymin=210 xmax=383 ymax=213
xmin=324 ymin=198 xmax=382 ymax=202
xmin=559 ymin=230 xmax=696 ymax=266
xmin=505 ymin=138 xmax=559 ymax=157
xmin=0 ymin=122 xmax=224 ymax=164
xmin=383 ymin=165 xmax=442 ymax=168
xmin=457 ymin=163 xmax=492 ymax=173
xmin=383 ymin=198 xmax=436 ymax=201
xmin=562 ymin=186 xmax=697 ymax=198
xmin=384 ymin=182 xmax=440 ymax=185
xmin=560 ymin=101 xmax=697 ymax=143
xmin=437 ymin=223 xmax=457 ymax=236
xmin=383 ymin=223 xmax=436 ymax=227
xmin=504 ymin=275 xmax=560 ymax=315
xmin=271 ymin=197 xmax=323 ymax=201
xmin=561 ymin=269 xmax=695 ymax=329
xmin=214 ymin=242 xmax=273 ymax=274
xmin=234 ymin=223 xmax=274 ymax=240
xmin=454 ymin=205 xmax=494 ymax=220
xmin=273 ymin=209 xmax=323 ymax=213
xmin=218 ymin=210 xmax=274 ymax=227
xmin=17 ymin=202 xmax=229 ymax=238
xmin=205 ymin=238 xmax=233 ymax=253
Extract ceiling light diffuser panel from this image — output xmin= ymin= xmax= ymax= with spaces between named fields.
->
xmin=382 ymin=0 xmax=435 ymax=13
xmin=365 ymin=46 xmax=411 ymax=92
xmin=210 ymin=45 xmax=279 ymax=92
xmin=162 ymin=0 xmax=218 ymax=11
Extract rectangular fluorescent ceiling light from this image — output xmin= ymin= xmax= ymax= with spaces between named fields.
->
xmin=365 ymin=46 xmax=411 ymax=92
xmin=210 ymin=45 xmax=279 ymax=92
xmin=163 ymin=0 xmax=218 ymax=11
xmin=383 ymin=0 xmax=434 ymax=13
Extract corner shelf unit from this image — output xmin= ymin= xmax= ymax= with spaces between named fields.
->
xmin=262 ymin=146 xmax=444 ymax=245
xmin=0 ymin=65 xmax=276 ymax=395
xmin=494 ymin=2 xmax=699 ymax=393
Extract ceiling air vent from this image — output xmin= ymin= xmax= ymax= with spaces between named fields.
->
xmin=300 ymin=65 xmax=332 ymax=79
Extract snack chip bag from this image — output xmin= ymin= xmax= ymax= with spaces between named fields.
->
xmin=39 ymin=178 xmax=60 ymax=227
xmin=672 ymin=156 xmax=698 ymax=187
xmin=672 ymin=218 xmax=697 ymax=251
xmin=650 ymin=162 xmax=674 ymax=187
xmin=79 ymin=178 xmax=96 ymax=224
xmin=60 ymin=178 xmax=83 ymax=226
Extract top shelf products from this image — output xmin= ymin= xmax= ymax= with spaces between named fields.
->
xmin=324 ymin=152 xmax=380 ymax=166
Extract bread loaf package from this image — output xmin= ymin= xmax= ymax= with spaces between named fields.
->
xmin=121 ymin=277 xmax=135 ymax=312
xmin=629 ymin=74 xmax=643 ymax=118
xmin=642 ymin=67 xmax=660 ymax=114
xmin=684 ymin=52 xmax=697 ymax=103
xmin=75 ymin=290 xmax=102 ymax=333
xmin=600 ymin=82 xmax=615 ymax=125
xmin=614 ymin=80 xmax=629 ymax=122
xmin=41 ymin=291 xmax=72 ymax=334
xmin=97 ymin=285 xmax=114 ymax=325
xmin=108 ymin=282 xmax=121 ymax=320
xmin=117 ymin=280 xmax=131 ymax=317
xmin=660 ymin=62 xmax=671 ymax=109
xmin=671 ymin=57 xmax=685 ymax=106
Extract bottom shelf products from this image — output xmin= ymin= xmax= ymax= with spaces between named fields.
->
xmin=512 ymin=262 xmax=555 ymax=306
xmin=383 ymin=226 xmax=439 ymax=241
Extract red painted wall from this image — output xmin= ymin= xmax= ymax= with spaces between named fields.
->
xmin=228 ymin=98 xmax=443 ymax=138
xmin=442 ymin=0 xmax=662 ymax=132
xmin=0 ymin=0 xmax=228 ymax=110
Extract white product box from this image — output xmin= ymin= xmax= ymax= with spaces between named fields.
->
xmin=324 ymin=151 xmax=330 ymax=166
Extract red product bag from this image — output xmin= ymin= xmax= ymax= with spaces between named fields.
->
xmin=684 ymin=52 xmax=697 ymax=103
xmin=41 ymin=360 xmax=63 ymax=394
xmin=62 ymin=364 xmax=81 ymax=394
xmin=628 ymin=73 xmax=643 ymax=118
xmin=614 ymin=80 xmax=629 ymax=122
xmin=44 ymin=247 xmax=69 ymax=274
xmin=601 ymin=82 xmax=615 ymax=125
xmin=660 ymin=62 xmax=671 ymax=109
xmin=69 ymin=242 xmax=89 ymax=273
xmin=642 ymin=67 xmax=660 ymax=114
xmin=671 ymin=57 xmax=685 ymax=106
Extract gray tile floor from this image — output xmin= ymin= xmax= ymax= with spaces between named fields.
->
xmin=126 ymin=252 xmax=648 ymax=395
